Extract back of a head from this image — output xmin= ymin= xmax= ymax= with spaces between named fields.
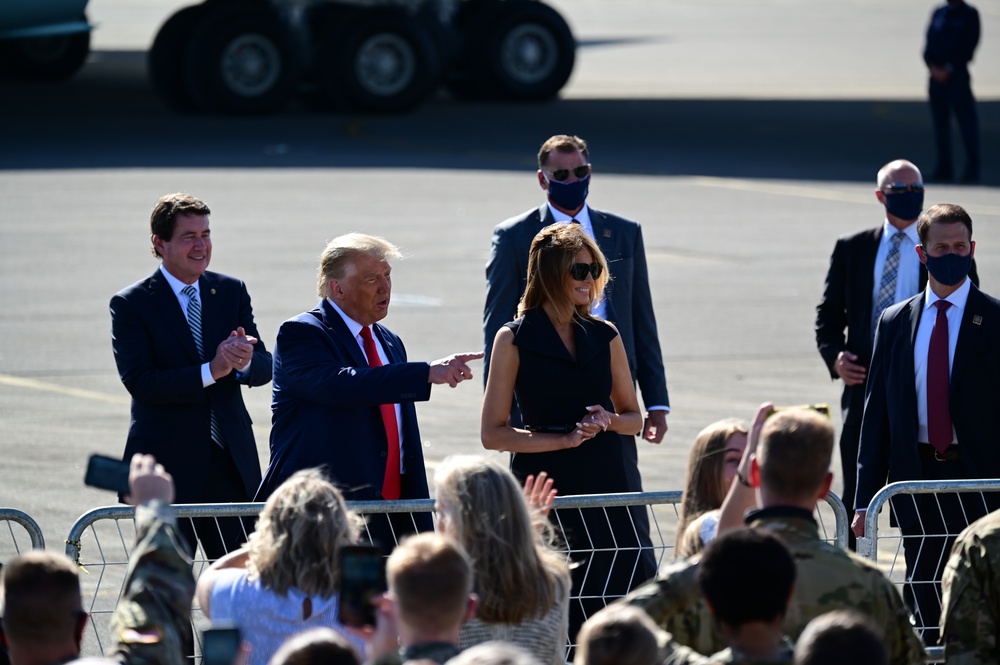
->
xmin=268 ymin=628 xmax=360 ymax=665
xmin=433 ymin=455 xmax=564 ymax=623
xmin=387 ymin=533 xmax=473 ymax=637
xmin=794 ymin=611 xmax=888 ymax=665
xmin=248 ymin=469 xmax=359 ymax=597
xmin=574 ymin=605 xmax=660 ymax=665
xmin=757 ymin=410 xmax=834 ymax=502
xmin=446 ymin=641 xmax=541 ymax=665
xmin=1 ymin=551 xmax=83 ymax=646
xmin=696 ymin=528 xmax=796 ymax=629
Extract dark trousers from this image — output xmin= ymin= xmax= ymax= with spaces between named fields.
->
xmin=839 ymin=418 xmax=862 ymax=551
xmin=929 ymin=70 xmax=980 ymax=179
xmin=177 ymin=442 xmax=252 ymax=561
xmin=897 ymin=455 xmax=989 ymax=646
xmin=359 ymin=472 xmax=434 ymax=556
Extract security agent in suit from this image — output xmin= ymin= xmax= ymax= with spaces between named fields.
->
xmin=257 ymin=233 xmax=482 ymax=549
xmin=924 ymin=0 xmax=981 ymax=183
xmin=815 ymin=160 xmax=978 ymax=549
xmin=484 ymin=134 xmax=668 ymax=583
xmin=853 ymin=204 xmax=1000 ymax=644
xmin=111 ymin=193 xmax=271 ymax=560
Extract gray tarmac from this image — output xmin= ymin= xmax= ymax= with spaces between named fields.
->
xmin=1 ymin=0 xmax=999 ymax=563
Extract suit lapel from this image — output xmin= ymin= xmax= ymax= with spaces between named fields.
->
xmin=198 ymin=273 xmax=222 ymax=361
xmin=319 ymin=300 xmax=368 ymax=367
xmin=861 ymin=228 xmax=881 ymax=311
xmin=951 ymin=284 xmax=983 ymax=392
xmin=372 ymin=324 xmax=400 ymax=364
xmin=150 ymin=270 xmax=201 ymax=362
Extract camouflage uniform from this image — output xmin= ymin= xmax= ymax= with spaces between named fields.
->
xmin=941 ymin=509 xmax=1000 ymax=664
xmin=625 ymin=506 xmax=925 ymax=665
xmin=372 ymin=641 xmax=462 ymax=665
xmin=106 ymin=501 xmax=195 ymax=665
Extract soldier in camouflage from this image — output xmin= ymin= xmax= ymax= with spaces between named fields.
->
xmin=940 ymin=508 xmax=1000 ymax=664
xmin=1 ymin=454 xmax=193 ymax=665
xmin=623 ymin=407 xmax=925 ymax=665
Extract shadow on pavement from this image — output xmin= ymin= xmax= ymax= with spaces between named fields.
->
xmin=1 ymin=49 xmax=996 ymax=185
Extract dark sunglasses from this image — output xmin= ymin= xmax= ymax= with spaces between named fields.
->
xmin=548 ymin=164 xmax=591 ymax=182
xmin=569 ymin=262 xmax=603 ymax=281
xmin=883 ymin=182 xmax=925 ymax=194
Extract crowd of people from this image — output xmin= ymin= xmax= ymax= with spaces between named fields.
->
xmin=3 ymin=116 xmax=999 ymax=665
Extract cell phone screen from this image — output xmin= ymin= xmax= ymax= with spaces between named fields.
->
xmin=84 ymin=454 xmax=131 ymax=495
xmin=202 ymin=627 xmax=241 ymax=665
xmin=337 ymin=545 xmax=386 ymax=627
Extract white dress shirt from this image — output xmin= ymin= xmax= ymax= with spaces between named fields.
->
xmin=871 ymin=218 xmax=921 ymax=322
xmin=159 ymin=265 xmax=226 ymax=388
xmin=913 ymin=278 xmax=971 ymax=445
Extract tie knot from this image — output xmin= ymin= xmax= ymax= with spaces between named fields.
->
xmin=935 ymin=300 xmax=951 ymax=313
xmin=182 ymin=285 xmax=197 ymax=299
xmin=891 ymin=231 xmax=906 ymax=246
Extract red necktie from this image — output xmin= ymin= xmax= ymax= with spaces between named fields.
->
xmin=927 ymin=300 xmax=953 ymax=453
xmin=360 ymin=326 xmax=401 ymax=500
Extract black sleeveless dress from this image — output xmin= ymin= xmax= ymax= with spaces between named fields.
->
xmin=505 ymin=308 xmax=643 ymax=638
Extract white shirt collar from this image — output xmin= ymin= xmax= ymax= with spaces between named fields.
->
xmin=159 ymin=264 xmax=198 ymax=298
xmin=924 ymin=276 xmax=972 ymax=312
xmin=881 ymin=218 xmax=920 ymax=246
xmin=546 ymin=202 xmax=591 ymax=226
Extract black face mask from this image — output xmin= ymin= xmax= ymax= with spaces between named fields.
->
xmin=547 ymin=174 xmax=589 ymax=211
xmin=923 ymin=249 xmax=973 ymax=286
xmin=884 ymin=190 xmax=924 ymax=220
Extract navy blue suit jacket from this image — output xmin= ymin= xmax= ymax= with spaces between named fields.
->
xmin=256 ymin=299 xmax=432 ymax=503
xmin=856 ymin=283 xmax=1000 ymax=527
xmin=110 ymin=269 xmax=271 ymax=502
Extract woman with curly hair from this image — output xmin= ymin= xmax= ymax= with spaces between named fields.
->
xmin=674 ymin=419 xmax=748 ymax=558
xmin=196 ymin=469 xmax=366 ymax=665
xmin=434 ymin=455 xmax=571 ymax=665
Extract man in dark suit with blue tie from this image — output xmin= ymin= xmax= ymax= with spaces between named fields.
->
xmin=853 ymin=203 xmax=1000 ymax=643
xmin=484 ymin=134 xmax=667 ymax=583
xmin=111 ymin=193 xmax=272 ymax=559
xmin=257 ymin=233 xmax=481 ymax=548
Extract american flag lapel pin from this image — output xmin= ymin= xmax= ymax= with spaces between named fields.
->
xmin=973 ymin=314 xmax=983 ymax=326
xmin=602 ymin=228 xmax=612 ymax=238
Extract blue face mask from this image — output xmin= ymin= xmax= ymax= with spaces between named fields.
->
xmin=883 ymin=191 xmax=924 ymax=221
xmin=547 ymin=174 xmax=590 ymax=211
xmin=923 ymin=249 xmax=973 ymax=286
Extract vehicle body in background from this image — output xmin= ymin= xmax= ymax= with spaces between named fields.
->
xmin=1 ymin=0 xmax=576 ymax=114
xmin=0 ymin=0 xmax=92 ymax=80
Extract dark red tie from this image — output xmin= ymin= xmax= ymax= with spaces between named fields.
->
xmin=360 ymin=326 xmax=401 ymax=500
xmin=927 ymin=300 xmax=953 ymax=453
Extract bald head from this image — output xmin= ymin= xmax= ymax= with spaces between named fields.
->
xmin=876 ymin=159 xmax=921 ymax=190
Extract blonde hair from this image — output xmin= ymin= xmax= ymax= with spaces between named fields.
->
xmin=434 ymin=455 xmax=570 ymax=624
xmin=317 ymin=233 xmax=402 ymax=298
xmin=247 ymin=469 xmax=360 ymax=597
xmin=757 ymin=410 xmax=834 ymax=501
xmin=675 ymin=419 xmax=747 ymax=556
xmin=518 ymin=224 xmax=609 ymax=323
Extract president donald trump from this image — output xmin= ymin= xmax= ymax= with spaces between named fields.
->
xmin=256 ymin=233 xmax=482 ymax=548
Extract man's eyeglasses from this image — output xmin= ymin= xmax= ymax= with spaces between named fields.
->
xmin=883 ymin=183 xmax=925 ymax=195
xmin=548 ymin=164 xmax=591 ymax=182
xmin=569 ymin=262 xmax=603 ymax=281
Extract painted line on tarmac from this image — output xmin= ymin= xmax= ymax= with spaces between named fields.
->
xmin=0 ymin=373 xmax=129 ymax=405
xmin=689 ymin=176 xmax=1000 ymax=216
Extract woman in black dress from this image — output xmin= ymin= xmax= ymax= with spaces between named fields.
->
xmin=481 ymin=223 xmax=644 ymax=640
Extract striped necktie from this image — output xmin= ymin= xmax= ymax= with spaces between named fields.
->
xmin=874 ymin=232 xmax=906 ymax=326
xmin=182 ymin=285 xmax=225 ymax=448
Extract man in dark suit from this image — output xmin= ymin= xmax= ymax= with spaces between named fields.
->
xmin=111 ymin=193 xmax=271 ymax=559
xmin=484 ymin=134 xmax=667 ymax=583
xmin=853 ymin=203 xmax=1000 ymax=643
xmin=257 ymin=233 xmax=481 ymax=549
xmin=816 ymin=159 xmax=947 ymax=549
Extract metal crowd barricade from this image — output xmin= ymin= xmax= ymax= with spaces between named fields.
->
xmin=0 ymin=508 xmax=45 ymax=558
xmin=858 ymin=479 xmax=1000 ymax=660
xmin=66 ymin=491 xmax=848 ymax=659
